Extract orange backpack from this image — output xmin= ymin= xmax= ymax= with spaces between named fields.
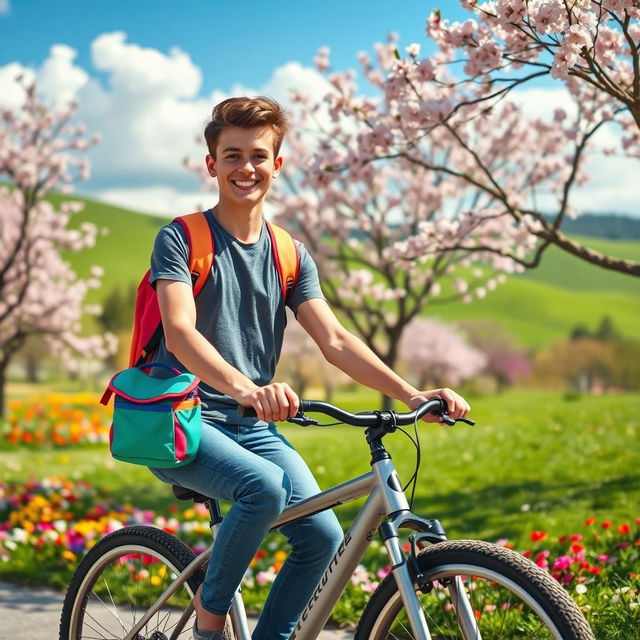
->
xmin=129 ymin=211 xmax=300 ymax=367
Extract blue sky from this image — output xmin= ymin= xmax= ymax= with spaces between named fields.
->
xmin=1 ymin=0 xmax=637 ymax=216
xmin=1 ymin=0 xmax=470 ymax=98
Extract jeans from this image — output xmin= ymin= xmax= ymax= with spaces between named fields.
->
xmin=149 ymin=420 xmax=343 ymax=640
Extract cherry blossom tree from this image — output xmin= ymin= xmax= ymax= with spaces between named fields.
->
xmin=0 ymin=80 xmax=116 ymax=416
xmin=399 ymin=318 xmax=487 ymax=388
xmin=303 ymin=0 xmax=640 ymax=276
xmin=188 ymin=2 xmax=639 ymax=410
xmin=269 ymin=105 xmax=534 ymax=383
xmin=460 ymin=320 xmax=532 ymax=388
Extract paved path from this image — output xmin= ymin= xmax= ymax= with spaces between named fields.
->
xmin=0 ymin=580 xmax=353 ymax=639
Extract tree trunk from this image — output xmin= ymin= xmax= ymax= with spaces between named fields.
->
xmin=24 ymin=350 xmax=41 ymax=383
xmin=380 ymin=347 xmax=399 ymax=411
xmin=380 ymin=393 xmax=394 ymax=411
xmin=0 ymin=358 xmax=8 ymax=420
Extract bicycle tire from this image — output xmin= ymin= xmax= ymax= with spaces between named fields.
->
xmin=354 ymin=539 xmax=595 ymax=640
xmin=59 ymin=525 xmax=215 ymax=640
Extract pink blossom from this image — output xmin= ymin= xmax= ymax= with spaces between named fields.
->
xmin=255 ymin=571 xmax=275 ymax=586
xmin=376 ymin=566 xmax=392 ymax=580
xmin=552 ymin=555 xmax=572 ymax=571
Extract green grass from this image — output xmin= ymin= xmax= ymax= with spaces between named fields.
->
xmin=1 ymin=389 xmax=637 ymax=548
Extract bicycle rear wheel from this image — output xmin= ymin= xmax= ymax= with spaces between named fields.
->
xmin=355 ymin=540 xmax=595 ymax=640
xmin=59 ymin=525 xmax=204 ymax=640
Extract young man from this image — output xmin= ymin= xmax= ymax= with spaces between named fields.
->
xmin=149 ymin=96 xmax=470 ymax=640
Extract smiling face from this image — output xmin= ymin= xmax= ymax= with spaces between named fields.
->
xmin=206 ymin=125 xmax=283 ymax=210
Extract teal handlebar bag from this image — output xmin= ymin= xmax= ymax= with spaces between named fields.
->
xmin=101 ymin=362 xmax=201 ymax=467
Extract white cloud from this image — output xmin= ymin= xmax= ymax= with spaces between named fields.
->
xmin=95 ymin=186 xmax=213 ymax=217
xmin=509 ymin=86 xmax=577 ymax=120
xmin=38 ymin=45 xmax=89 ymax=107
xmin=0 ymin=0 xmax=9 ymax=15
xmin=0 ymin=63 xmax=34 ymax=108
xmin=91 ymin=32 xmax=201 ymax=98
xmin=0 ymin=45 xmax=87 ymax=109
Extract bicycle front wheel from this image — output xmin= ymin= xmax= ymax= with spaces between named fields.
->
xmin=59 ymin=525 xmax=204 ymax=640
xmin=355 ymin=540 xmax=595 ymax=640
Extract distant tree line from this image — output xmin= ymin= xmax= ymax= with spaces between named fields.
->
xmin=559 ymin=215 xmax=640 ymax=241
xmin=533 ymin=316 xmax=640 ymax=393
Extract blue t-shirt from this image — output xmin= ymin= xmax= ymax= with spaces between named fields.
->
xmin=150 ymin=209 xmax=324 ymax=423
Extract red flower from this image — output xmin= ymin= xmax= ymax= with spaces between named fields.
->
xmin=618 ymin=523 xmax=631 ymax=535
xmin=530 ymin=531 xmax=547 ymax=542
xmin=570 ymin=543 xmax=584 ymax=554
xmin=523 ymin=550 xmax=533 ymax=558
xmin=601 ymin=521 xmax=612 ymax=529
xmin=589 ymin=566 xmax=602 ymax=575
xmin=584 ymin=517 xmax=596 ymax=526
xmin=570 ymin=534 xmax=582 ymax=542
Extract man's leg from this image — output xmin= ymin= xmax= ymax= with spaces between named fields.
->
xmin=238 ymin=424 xmax=344 ymax=640
xmin=149 ymin=422 xmax=293 ymax=619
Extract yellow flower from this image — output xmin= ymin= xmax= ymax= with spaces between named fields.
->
xmin=21 ymin=521 xmax=35 ymax=534
xmin=274 ymin=550 xmax=288 ymax=562
xmin=150 ymin=575 xmax=162 ymax=586
xmin=62 ymin=550 xmax=76 ymax=562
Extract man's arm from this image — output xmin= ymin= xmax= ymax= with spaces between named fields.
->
xmin=296 ymin=298 xmax=470 ymax=420
xmin=156 ymin=279 xmax=299 ymax=422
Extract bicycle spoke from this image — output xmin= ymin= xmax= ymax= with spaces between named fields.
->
xmin=61 ymin=531 xmax=200 ymax=640
xmin=357 ymin=542 xmax=591 ymax=640
xmin=99 ymin=575 xmax=128 ymax=634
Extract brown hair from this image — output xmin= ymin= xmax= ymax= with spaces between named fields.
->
xmin=204 ymin=96 xmax=288 ymax=158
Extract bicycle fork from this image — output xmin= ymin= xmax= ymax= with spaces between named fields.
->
xmin=373 ymin=455 xmax=483 ymax=640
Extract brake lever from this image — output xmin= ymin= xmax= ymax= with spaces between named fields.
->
xmin=287 ymin=412 xmax=319 ymax=427
xmin=440 ymin=414 xmax=475 ymax=427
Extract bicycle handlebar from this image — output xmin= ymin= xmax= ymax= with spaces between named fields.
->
xmin=296 ymin=398 xmax=446 ymax=426
xmin=237 ymin=397 xmax=474 ymax=428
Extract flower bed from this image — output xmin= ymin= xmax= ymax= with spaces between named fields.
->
xmin=0 ymin=477 xmax=638 ymax=633
xmin=0 ymin=394 xmax=110 ymax=448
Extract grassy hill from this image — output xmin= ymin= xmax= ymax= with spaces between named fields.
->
xmin=430 ymin=276 xmax=640 ymax=348
xmin=52 ymin=193 xmax=170 ymax=302
xmin=59 ymin=194 xmax=639 ymax=348
xmin=518 ymin=237 xmax=640 ymax=296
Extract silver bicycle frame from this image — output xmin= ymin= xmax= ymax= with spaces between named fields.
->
xmin=123 ymin=461 xmax=478 ymax=640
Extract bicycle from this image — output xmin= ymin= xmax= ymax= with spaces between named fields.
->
xmin=59 ymin=397 xmax=595 ymax=640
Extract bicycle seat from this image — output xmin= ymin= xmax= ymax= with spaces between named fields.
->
xmin=172 ymin=484 xmax=209 ymax=503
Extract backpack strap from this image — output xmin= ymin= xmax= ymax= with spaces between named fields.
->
xmin=174 ymin=211 xmax=215 ymax=297
xmin=266 ymin=221 xmax=300 ymax=301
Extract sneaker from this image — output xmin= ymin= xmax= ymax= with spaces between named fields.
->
xmin=192 ymin=620 xmax=226 ymax=640
xmin=192 ymin=585 xmax=235 ymax=640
